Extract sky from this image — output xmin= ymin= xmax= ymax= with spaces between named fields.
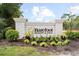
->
xmin=21 ymin=3 xmax=79 ymax=22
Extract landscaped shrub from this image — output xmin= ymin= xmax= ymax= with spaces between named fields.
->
xmin=31 ymin=37 xmax=35 ymax=41
xmin=39 ymin=36 xmax=49 ymax=42
xmin=40 ymin=42 xmax=48 ymax=47
xmin=74 ymin=32 xmax=79 ymax=39
xmin=5 ymin=29 xmax=19 ymax=41
xmin=62 ymin=39 xmax=70 ymax=45
xmin=56 ymin=41 xmax=62 ymax=46
xmin=31 ymin=37 xmax=39 ymax=42
xmin=47 ymin=36 xmax=52 ymax=42
xmin=39 ymin=36 xmax=44 ymax=42
xmin=25 ymin=30 xmax=33 ymax=40
xmin=24 ymin=39 xmax=30 ymax=44
xmin=49 ymin=37 xmax=54 ymax=42
xmin=44 ymin=37 xmax=48 ymax=42
xmin=34 ymin=37 xmax=39 ymax=42
xmin=65 ymin=31 xmax=78 ymax=40
xmin=4 ymin=27 xmax=13 ymax=32
xmin=60 ymin=34 xmax=67 ymax=40
xmin=52 ymin=36 xmax=61 ymax=43
xmin=50 ymin=41 xmax=57 ymax=46
xmin=31 ymin=41 xmax=37 ymax=46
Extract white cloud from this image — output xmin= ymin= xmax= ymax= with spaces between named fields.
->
xmin=32 ymin=6 xmax=55 ymax=22
xmin=39 ymin=7 xmax=55 ymax=17
xmin=69 ymin=6 xmax=79 ymax=14
xmin=32 ymin=6 xmax=40 ymax=17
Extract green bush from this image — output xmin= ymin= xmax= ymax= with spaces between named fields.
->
xmin=65 ymin=31 xmax=78 ymax=40
xmin=0 ymin=32 xmax=3 ymax=39
xmin=75 ymin=32 xmax=79 ymax=39
xmin=3 ymin=27 xmax=13 ymax=39
xmin=5 ymin=29 xmax=19 ymax=41
xmin=25 ymin=30 xmax=33 ymax=40
xmin=0 ymin=18 xmax=7 ymax=39
xmin=31 ymin=37 xmax=35 ymax=41
xmin=50 ymin=41 xmax=57 ymax=46
xmin=40 ymin=42 xmax=48 ymax=47
xmin=34 ymin=37 xmax=39 ymax=42
xmin=62 ymin=39 xmax=70 ymax=45
xmin=51 ymin=36 xmax=61 ymax=43
xmin=49 ymin=37 xmax=54 ymax=42
xmin=39 ymin=36 xmax=44 ymax=42
xmin=31 ymin=41 xmax=37 ymax=46
xmin=56 ymin=41 xmax=62 ymax=46
xmin=31 ymin=37 xmax=39 ymax=42
xmin=24 ymin=39 xmax=30 ymax=44
xmin=60 ymin=34 xmax=67 ymax=40
xmin=4 ymin=27 xmax=13 ymax=32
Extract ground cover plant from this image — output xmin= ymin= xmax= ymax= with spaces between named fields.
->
xmin=0 ymin=28 xmax=79 ymax=56
xmin=24 ymin=32 xmax=71 ymax=47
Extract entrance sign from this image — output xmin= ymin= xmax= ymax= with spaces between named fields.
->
xmin=34 ymin=28 xmax=53 ymax=34
xmin=14 ymin=17 xmax=63 ymax=38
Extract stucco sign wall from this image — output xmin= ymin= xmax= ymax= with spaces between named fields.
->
xmin=14 ymin=17 xmax=63 ymax=38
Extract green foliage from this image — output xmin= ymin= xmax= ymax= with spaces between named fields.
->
xmin=40 ymin=42 xmax=48 ymax=47
xmin=51 ymin=36 xmax=61 ymax=43
xmin=60 ymin=34 xmax=67 ymax=40
xmin=50 ymin=41 xmax=62 ymax=46
xmin=50 ymin=41 xmax=57 ymax=46
xmin=31 ymin=37 xmax=36 ymax=41
xmin=24 ymin=33 xmax=71 ymax=47
xmin=4 ymin=27 xmax=13 ymax=32
xmin=24 ymin=39 xmax=30 ymax=44
xmin=5 ymin=29 xmax=19 ymax=41
xmin=61 ymin=13 xmax=76 ymax=30
xmin=53 ymin=37 xmax=59 ymax=42
xmin=74 ymin=16 xmax=79 ymax=30
xmin=25 ymin=29 xmax=33 ymax=40
xmin=39 ymin=36 xmax=44 ymax=42
xmin=31 ymin=37 xmax=39 ymax=42
xmin=65 ymin=31 xmax=79 ymax=40
xmin=62 ymin=39 xmax=70 ymax=45
xmin=0 ymin=3 xmax=22 ymax=28
xmin=0 ymin=18 xmax=6 ymax=39
xmin=39 ymin=36 xmax=48 ymax=42
xmin=75 ymin=32 xmax=79 ymax=39
xmin=31 ymin=41 xmax=37 ymax=46
xmin=0 ymin=33 xmax=3 ymax=39
xmin=3 ymin=27 xmax=13 ymax=39
xmin=61 ymin=14 xmax=79 ymax=30
xmin=56 ymin=41 xmax=62 ymax=46
xmin=35 ymin=37 xmax=39 ymax=42
xmin=25 ymin=31 xmax=32 ymax=37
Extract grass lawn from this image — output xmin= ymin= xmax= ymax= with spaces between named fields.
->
xmin=0 ymin=46 xmax=49 ymax=56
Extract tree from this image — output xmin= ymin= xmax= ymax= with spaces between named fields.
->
xmin=74 ymin=16 xmax=79 ymax=30
xmin=61 ymin=13 xmax=76 ymax=31
xmin=0 ymin=3 xmax=22 ymax=28
xmin=0 ymin=18 xmax=7 ymax=39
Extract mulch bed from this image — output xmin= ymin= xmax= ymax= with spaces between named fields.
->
xmin=0 ymin=39 xmax=79 ymax=54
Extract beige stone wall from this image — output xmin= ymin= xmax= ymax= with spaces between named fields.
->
xmin=14 ymin=18 xmax=63 ymax=38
